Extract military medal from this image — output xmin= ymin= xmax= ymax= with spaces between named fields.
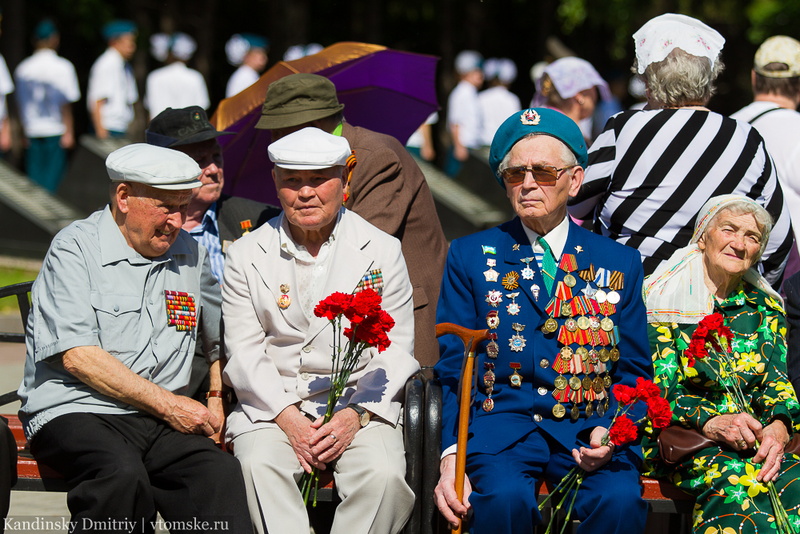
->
xmin=509 ymin=363 xmax=523 ymax=387
xmin=483 ymin=362 xmax=496 ymax=392
xmin=542 ymin=317 xmax=558 ymax=334
xmin=486 ymin=334 xmax=500 ymax=358
xmin=486 ymin=290 xmax=503 ymax=307
xmin=582 ymin=376 xmax=593 ymax=391
xmin=277 ymin=283 xmax=292 ymax=310
xmin=600 ymin=317 xmax=614 ymax=332
xmin=554 ymin=375 xmax=568 ymax=390
xmin=610 ymin=347 xmax=620 ymax=362
xmin=482 ymin=398 xmax=495 ymax=412
xmin=568 ymin=376 xmax=582 ymax=390
xmin=165 ymin=290 xmax=197 ymax=331
xmin=484 ymin=267 xmax=499 ymax=282
xmin=607 ymin=271 xmax=624 ymax=304
xmin=585 ymin=402 xmax=594 ymax=417
xmin=606 ymin=290 xmax=620 ymax=305
xmin=531 ymin=284 xmax=540 ymax=302
xmin=594 ymin=289 xmax=607 ymax=303
xmin=577 ymin=316 xmax=590 ymax=330
xmin=502 ymin=271 xmax=520 ymax=290
xmin=552 ymin=403 xmax=566 ymax=419
xmin=540 ymin=358 xmax=550 ymax=369
xmin=509 ymin=323 xmax=526 ymax=352
xmin=506 ymin=292 xmax=521 ymax=315
xmin=240 ymin=219 xmax=253 ymax=235
xmin=486 ymin=310 xmax=500 ymax=329
xmin=559 ymin=254 xmax=578 ymax=288
xmin=571 ymin=404 xmax=580 ymax=421
xmin=520 ymin=258 xmax=535 ymax=280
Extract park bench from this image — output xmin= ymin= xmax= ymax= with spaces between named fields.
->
xmin=0 ymin=281 xmax=693 ymax=533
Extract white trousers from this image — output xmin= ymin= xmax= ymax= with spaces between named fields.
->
xmin=231 ymin=423 xmax=414 ymax=534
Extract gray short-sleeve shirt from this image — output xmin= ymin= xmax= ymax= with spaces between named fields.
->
xmin=18 ymin=207 xmax=221 ymax=438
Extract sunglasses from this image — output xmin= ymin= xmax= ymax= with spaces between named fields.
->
xmin=497 ymin=164 xmax=577 ymax=185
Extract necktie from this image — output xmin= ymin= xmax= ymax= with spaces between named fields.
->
xmin=538 ymin=237 xmax=557 ymax=294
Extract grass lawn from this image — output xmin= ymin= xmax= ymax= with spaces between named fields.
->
xmin=0 ymin=266 xmax=39 ymax=314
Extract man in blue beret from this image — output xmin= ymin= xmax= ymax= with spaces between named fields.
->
xmin=433 ymin=108 xmax=652 ymax=534
xmin=87 ymin=20 xmax=138 ymax=139
xmin=14 ymin=19 xmax=80 ymax=192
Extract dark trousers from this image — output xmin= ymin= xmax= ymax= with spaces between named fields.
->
xmin=25 ymin=136 xmax=66 ymax=193
xmin=31 ymin=413 xmax=253 ymax=534
xmin=466 ymin=428 xmax=647 ymax=534
xmin=0 ymin=416 xmax=15 ymax=534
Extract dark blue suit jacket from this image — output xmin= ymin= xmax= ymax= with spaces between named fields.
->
xmin=434 ymin=218 xmax=654 ymax=455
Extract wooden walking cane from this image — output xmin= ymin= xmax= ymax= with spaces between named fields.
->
xmin=435 ymin=323 xmax=490 ymax=534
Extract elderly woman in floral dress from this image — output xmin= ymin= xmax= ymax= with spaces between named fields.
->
xmin=642 ymin=194 xmax=800 ymax=533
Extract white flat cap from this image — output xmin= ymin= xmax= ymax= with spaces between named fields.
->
xmin=106 ymin=143 xmax=202 ymax=190
xmin=268 ymin=127 xmax=351 ymax=170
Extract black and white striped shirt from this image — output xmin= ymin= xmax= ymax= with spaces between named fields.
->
xmin=568 ymin=109 xmax=792 ymax=284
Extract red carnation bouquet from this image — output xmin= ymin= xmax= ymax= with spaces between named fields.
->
xmin=300 ymin=289 xmax=395 ymax=506
xmin=684 ymin=312 xmax=793 ymax=533
xmin=538 ymin=378 xmax=672 ymax=534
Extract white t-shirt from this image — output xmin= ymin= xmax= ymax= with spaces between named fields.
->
xmin=732 ymin=101 xmax=800 ymax=249
xmin=0 ymin=55 xmax=14 ymax=121
xmin=478 ymin=86 xmax=521 ymax=146
xmin=146 ymin=62 xmax=210 ymax=117
xmin=446 ymin=80 xmax=482 ymax=149
xmin=225 ymin=65 xmax=259 ymax=98
xmin=15 ymin=49 xmax=81 ymax=138
xmin=86 ymin=47 xmax=138 ymax=133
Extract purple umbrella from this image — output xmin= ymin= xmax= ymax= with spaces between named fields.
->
xmin=211 ymin=42 xmax=440 ymax=204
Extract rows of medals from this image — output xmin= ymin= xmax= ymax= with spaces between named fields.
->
xmin=481 ymin=249 xmax=625 ymax=421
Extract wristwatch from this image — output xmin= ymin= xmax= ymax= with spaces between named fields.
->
xmin=347 ymin=403 xmax=371 ymax=427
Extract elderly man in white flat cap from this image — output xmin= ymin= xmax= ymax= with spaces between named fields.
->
xmin=222 ymin=127 xmax=418 ymax=534
xmin=18 ymin=143 xmax=252 ymax=533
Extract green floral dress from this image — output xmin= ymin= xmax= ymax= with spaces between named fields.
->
xmin=642 ymin=281 xmax=800 ymax=534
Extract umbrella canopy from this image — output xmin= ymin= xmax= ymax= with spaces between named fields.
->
xmin=211 ymin=42 xmax=440 ymax=204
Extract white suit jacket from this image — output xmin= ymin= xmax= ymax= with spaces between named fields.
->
xmin=222 ymin=209 xmax=419 ymax=441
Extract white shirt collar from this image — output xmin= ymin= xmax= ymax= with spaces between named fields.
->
xmin=521 ymin=216 xmax=570 ymax=259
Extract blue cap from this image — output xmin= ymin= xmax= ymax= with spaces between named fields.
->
xmin=102 ymin=20 xmax=137 ymax=41
xmin=34 ymin=19 xmax=57 ymax=41
xmin=488 ymin=108 xmax=587 ymax=187
xmin=241 ymin=33 xmax=269 ymax=50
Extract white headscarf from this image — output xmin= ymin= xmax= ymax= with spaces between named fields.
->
xmin=643 ymin=194 xmax=781 ymax=324
xmin=633 ymin=13 xmax=725 ymax=74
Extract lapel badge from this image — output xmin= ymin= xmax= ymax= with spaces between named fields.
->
xmin=482 ymin=245 xmax=497 ymax=255
xmin=512 ymin=243 xmax=520 ymax=251
xmin=240 ymin=220 xmax=253 ymax=235
xmin=486 ymin=290 xmax=503 ymax=307
xmin=509 ymin=362 xmax=523 ymax=386
xmin=278 ymin=294 xmax=291 ymax=309
xmin=484 ymin=267 xmax=499 ymax=282
xmin=486 ymin=258 xmax=497 ymax=267
xmin=279 ymin=283 xmax=290 ymax=294
xmin=575 ymin=245 xmax=583 ymax=254
xmin=509 ymin=323 xmax=526 ymax=352
xmin=520 ymin=257 xmax=535 ymax=280
xmin=502 ymin=271 xmax=520 ymax=290
xmin=506 ymin=292 xmax=521 ymax=315
xmin=486 ymin=310 xmax=500 ymax=329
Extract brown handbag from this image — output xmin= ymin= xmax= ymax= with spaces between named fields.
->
xmin=658 ymin=425 xmax=800 ymax=465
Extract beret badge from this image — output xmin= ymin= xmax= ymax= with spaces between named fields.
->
xmin=520 ymin=109 xmax=541 ymax=126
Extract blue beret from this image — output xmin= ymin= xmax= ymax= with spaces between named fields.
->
xmin=102 ymin=20 xmax=137 ymax=41
xmin=488 ymin=108 xmax=588 ymax=187
xmin=241 ymin=33 xmax=269 ymax=50
xmin=34 ymin=19 xmax=57 ymax=41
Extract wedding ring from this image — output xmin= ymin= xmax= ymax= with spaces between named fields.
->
xmin=737 ymin=439 xmax=746 ymax=449
xmin=329 ymin=434 xmax=337 ymax=442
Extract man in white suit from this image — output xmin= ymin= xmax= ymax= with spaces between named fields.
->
xmin=221 ymin=127 xmax=418 ymax=534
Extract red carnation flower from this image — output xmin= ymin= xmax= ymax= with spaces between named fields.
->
xmin=645 ymin=396 xmax=672 ymax=429
xmin=345 ymin=289 xmax=383 ymax=324
xmin=608 ymin=415 xmax=639 ymax=446
xmin=612 ymin=384 xmax=637 ymax=405
xmin=314 ymin=292 xmax=353 ymax=320
xmin=634 ymin=378 xmax=661 ymax=401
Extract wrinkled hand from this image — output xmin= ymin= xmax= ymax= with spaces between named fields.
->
xmin=433 ymin=454 xmax=472 ymax=530
xmin=703 ymin=413 xmax=761 ymax=452
xmin=206 ymin=396 xmax=225 ymax=445
xmin=275 ymin=406 xmax=325 ymax=473
xmin=753 ymin=419 xmax=789 ymax=482
xmin=572 ymin=426 xmax=614 ymax=472
xmin=309 ymin=409 xmax=360 ymax=463
xmin=164 ymin=393 xmax=220 ymax=436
